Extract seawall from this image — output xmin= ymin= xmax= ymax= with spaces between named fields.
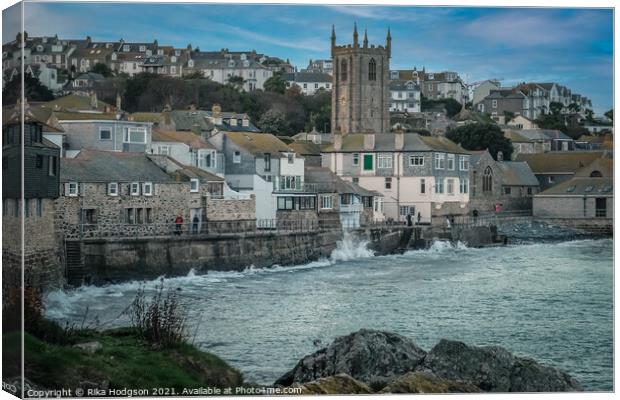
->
xmin=77 ymin=230 xmax=341 ymax=285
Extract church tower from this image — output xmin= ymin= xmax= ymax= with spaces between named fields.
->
xmin=331 ymin=24 xmax=391 ymax=134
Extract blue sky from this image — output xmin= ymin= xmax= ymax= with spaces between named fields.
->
xmin=3 ymin=3 xmax=614 ymax=114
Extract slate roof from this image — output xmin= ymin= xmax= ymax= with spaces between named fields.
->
xmin=152 ymin=128 xmax=214 ymax=149
xmin=388 ymin=79 xmax=420 ymax=91
xmin=322 ymin=133 xmax=468 ymax=154
xmin=304 ymin=166 xmax=382 ymax=197
xmin=288 ymin=141 xmax=322 ymax=156
xmin=224 ymin=132 xmax=293 ymax=156
xmin=515 ymin=152 xmax=605 ymax=174
xmin=130 ymin=112 xmax=164 ymax=123
xmin=54 ymin=111 xmax=119 ymax=121
xmin=498 ymin=161 xmax=539 ymax=186
xmin=170 ymin=165 xmax=224 ymax=182
xmin=43 ymin=94 xmax=114 ymax=112
xmin=3 ymin=106 xmax=64 ymax=132
xmin=486 ymin=89 xmax=526 ymax=99
xmin=74 ymin=72 xmax=105 ymax=81
xmin=574 ymin=157 xmax=613 ymax=178
xmin=60 ymin=150 xmax=174 ymax=183
xmin=170 ymin=110 xmax=214 ymax=131
xmin=282 ymin=72 xmax=332 ymax=83
xmin=536 ymin=177 xmax=613 ymax=196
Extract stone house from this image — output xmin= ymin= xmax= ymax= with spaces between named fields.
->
xmin=2 ymin=104 xmax=63 ymax=289
xmin=56 ymin=149 xmax=253 ymax=238
xmin=478 ymin=89 xmax=527 ymax=119
xmin=68 ymin=42 xmax=116 ymax=74
xmin=468 ymin=150 xmax=540 ymax=213
xmin=322 ymin=132 xmax=471 ymax=223
xmin=62 ymin=72 xmax=105 ymax=94
xmin=472 ymin=80 xmax=501 ymax=107
xmin=506 ymin=115 xmax=538 ymax=130
xmin=515 ymin=151 xmax=606 ymax=190
xmin=504 ymin=129 xmax=575 ymax=159
xmin=283 ymin=72 xmax=332 ymax=95
xmin=151 ymin=128 xmax=222 ymax=175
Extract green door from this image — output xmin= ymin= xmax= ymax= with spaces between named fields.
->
xmin=363 ymin=154 xmax=374 ymax=171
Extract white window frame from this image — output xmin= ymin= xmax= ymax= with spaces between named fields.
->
xmin=447 ymin=178 xmax=455 ymax=195
xmin=123 ymin=127 xmax=147 ymax=144
xmin=99 ymin=126 xmax=112 ymax=140
xmin=434 ymin=153 xmax=445 ymax=169
xmin=492 ymin=99 xmax=498 ymax=108
xmin=435 ymin=178 xmax=444 ymax=194
xmin=233 ymin=151 xmax=241 ymax=164
xmin=320 ymin=194 xmax=333 ymax=210
xmin=420 ymin=178 xmax=426 ymax=194
xmin=409 ymin=155 xmax=424 ymax=166
xmin=107 ymin=182 xmax=119 ymax=196
xmin=352 ymin=153 xmax=360 ymax=166
xmin=142 ymin=182 xmax=153 ymax=196
xmin=190 ymin=178 xmax=199 ymax=193
xmin=67 ymin=182 xmax=78 ymax=197
xmin=130 ymin=182 xmax=140 ymax=196
xmin=460 ymin=178 xmax=469 ymax=194
xmin=377 ymin=154 xmax=393 ymax=169
xmin=459 ymin=156 xmax=469 ymax=171
xmin=158 ymin=145 xmax=170 ymax=155
xmin=447 ymin=154 xmax=455 ymax=170
xmin=123 ymin=45 xmax=130 ymax=52
xmin=399 ymin=206 xmax=411 ymax=216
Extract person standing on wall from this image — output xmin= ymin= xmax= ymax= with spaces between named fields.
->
xmin=175 ymin=214 xmax=184 ymax=235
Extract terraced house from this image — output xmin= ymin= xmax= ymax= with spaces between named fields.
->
xmin=322 ymin=132 xmax=471 ymax=223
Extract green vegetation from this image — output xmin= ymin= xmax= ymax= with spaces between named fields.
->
xmin=263 ymin=73 xmax=287 ymax=94
xmin=604 ymin=109 xmax=613 ymax=121
xmin=3 ymin=328 xmax=242 ymax=391
xmin=421 ymin=95 xmax=462 ymax=118
xmin=534 ymin=101 xmax=590 ymax=140
xmin=91 ymin=63 xmax=114 ymax=78
xmin=446 ymin=123 xmax=513 ymax=160
xmin=2 ymin=73 xmax=55 ymax=106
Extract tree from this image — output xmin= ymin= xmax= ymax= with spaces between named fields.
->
xmin=182 ymin=70 xmax=205 ymax=80
xmin=503 ymin=110 xmax=515 ymax=122
xmin=91 ymin=63 xmax=113 ymax=77
xmin=604 ymin=109 xmax=613 ymax=121
xmin=549 ymin=101 xmax=564 ymax=116
xmin=227 ymin=75 xmax=245 ymax=90
xmin=568 ymin=103 xmax=581 ymax=113
xmin=584 ymin=109 xmax=594 ymax=122
xmin=2 ymin=73 xmax=54 ymax=106
xmin=446 ymin=123 xmax=513 ymax=161
xmin=258 ymin=108 xmax=289 ymax=134
xmin=420 ymin=95 xmax=462 ymax=118
xmin=263 ymin=74 xmax=286 ymax=94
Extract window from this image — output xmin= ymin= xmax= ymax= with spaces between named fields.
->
xmin=139 ymin=45 xmax=146 ymax=52
xmin=447 ymin=179 xmax=454 ymax=194
xmin=459 ymin=156 xmax=469 ymax=171
xmin=287 ymin=153 xmax=294 ymax=164
xmin=420 ymin=178 xmax=426 ymax=194
xmin=130 ymin=182 xmax=140 ymax=196
xmin=190 ymin=178 xmax=199 ymax=193
xmin=399 ymin=206 xmax=410 ymax=216
xmin=142 ymin=182 xmax=153 ymax=196
xmin=368 ymin=58 xmax=377 ymax=81
xmin=447 ymin=154 xmax=455 ymax=170
xmin=377 ymin=154 xmax=393 ymax=169
xmin=35 ymin=155 xmax=43 ymax=169
xmin=363 ymin=154 xmax=373 ymax=171
xmin=460 ymin=179 xmax=469 ymax=194
xmin=67 ymin=182 xmax=78 ymax=197
xmin=36 ymin=199 xmax=43 ymax=217
xmin=435 ymin=178 xmax=444 ymax=194
xmin=107 ymin=182 xmax=118 ymax=196
xmin=81 ymin=209 xmax=97 ymax=224
xmin=158 ymin=145 xmax=170 ymax=155
xmin=99 ymin=127 xmax=112 ymax=140
xmin=340 ymin=59 xmax=347 ymax=82
xmin=548 ymin=176 xmax=555 ymax=184
xmin=125 ymin=208 xmax=134 ymax=224
xmin=24 ymin=199 xmax=30 ymax=218
xmin=47 ymin=156 xmax=58 ymax=176
xmin=527 ymin=187 xmax=533 ymax=195
xmin=123 ymin=127 xmax=147 ymax=143
xmin=352 ymin=177 xmax=359 ymax=184
xmin=504 ymin=187 xmax=511 ymax=195
xmin=492 ymin=100 xmax=498 ymax=108
xmin=264 ymin=153 xmax=271 ymax=172
xmin=123 ymin=45 xmax=130 ymax=52
xmin=279 ymin=176 xmax=302 ymax=191
xmin=385 ymin=177 xmax=392 ymax=190
xmin=314 ymin=83 xmax=318 ymax=89
xmin=483 ymin=167 xmax=493 ymax=192
xmin=352 ymin=153 xmax=360 ymax=166
xmin=320 ymin=195 xmax=333 ymax=209
xmin=434 ymin=153 xmax=445 ymax=169
xmin=233 ymin=151 xmax=241 ymax=163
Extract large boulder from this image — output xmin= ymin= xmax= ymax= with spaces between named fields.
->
xmin=380 ymin=371 xmax=481 ymax=393
xmin=419 ymin=339 xmax=582 ymax=392
xmin=291 ymin=374 xmax=372 ymax=394
xmin=275 ymin=329 xmax=426 ymax=389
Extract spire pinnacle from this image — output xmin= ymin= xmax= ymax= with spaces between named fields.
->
xmin=363 ymin=28 xmax=368 ymax=48
xmin=353 ymin=22 xmax=359 ymax=47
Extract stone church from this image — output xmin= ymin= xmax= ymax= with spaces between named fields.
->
xmin=331 ymin=24 xmax=391 ymax=135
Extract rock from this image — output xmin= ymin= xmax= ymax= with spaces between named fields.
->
xmin=420 ymin=339 xmax=582 ymax=392
xmin=275 ymin=329 xmax=426 ymax=389
xmin=380 ymin=371 xmax=481 ymax=393
xmin=291 ymin=374 xmax=373 ymax=394
xmin=73 ymin=341 xmax=102 ymax=354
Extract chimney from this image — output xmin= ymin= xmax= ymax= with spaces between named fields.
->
xmin=363 ymin=133 xmax=375 ymax=151
xmin=497 ymin=151 xmax=504 ymax=161
xmin=333 ymin=133 xmax=342 ymax=151
xmin=395 ymin=132 xmax=405 ymax=151
xmin=89 ymin=90 xmax=98 ymax=109
xmin=211 ymin=103 xmax=221 ymax=117
xmin=116 ymin=92 xmax=122 ymax=111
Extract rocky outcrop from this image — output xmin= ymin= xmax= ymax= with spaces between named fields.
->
xmin=291 ymin=374 xmax=373 ymax=394
xmin=277 ymin=330 xmax=582 ymax=394
xmin=380 ymin=371 xmax=480 ymax=393
xmin=420 ymin=339 xmax=583 ymax=392
xmin=275 ymin=329 xmax=426 ymax=389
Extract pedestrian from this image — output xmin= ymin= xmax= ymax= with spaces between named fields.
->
xmin=175 ymin=214 xmax=184 ymax=235
xmin=406 ymin=213 xmax=412 ymax=227
xmin=446 ymin=216 xmax=451 ymax=229
xmin=417 ymin=212 xmax=421 ymax=224
xmin=192 ymin=215 xmax=199 ymax=234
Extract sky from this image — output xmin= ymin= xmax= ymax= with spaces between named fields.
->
xmin=2 ymin=2 xmax=614 ymax=114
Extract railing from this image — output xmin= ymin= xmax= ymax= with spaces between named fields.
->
xmin=451 ymin=210 xmax=533 ymax=229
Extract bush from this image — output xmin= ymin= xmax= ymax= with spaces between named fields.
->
xmin=128 ymin=282 xmax=189 ymax=348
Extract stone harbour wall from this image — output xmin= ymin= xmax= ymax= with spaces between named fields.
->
xmin=206 ymin=198 xmax=255 ymax=221
xmin=79 ymin=230 xmax=342 ymax=284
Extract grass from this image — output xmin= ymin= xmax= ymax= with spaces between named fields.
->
xmin=3 ymin=324 xmax=243 ymax=391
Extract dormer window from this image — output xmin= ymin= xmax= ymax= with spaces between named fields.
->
xmin=139 ymin=45 xmax=146 ymax=52
xmin=175 ymin=50 xmax=180 ymax=56
xmin=111 ymin=52 xmax=117 ymax=60
xmin=36 ymin=45 xmax=43 ymax=52
xmin=228 ymin=60 xmax=235 ymax=68
xmin=146 ymin=49 xmax=152 ymax=56
xmin=123 ymin=45 xmax=130 ymax=52
xmin=157 ymin=49 xmax=163 ymax=55
xmin=188 ymin=59 xmax=194 ymax=67
xmin=171 ymin=56 xmax=177 ymax=63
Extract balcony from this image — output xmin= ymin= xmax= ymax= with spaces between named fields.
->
xmin=339 ymin=203 xmax=364 ymax=213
